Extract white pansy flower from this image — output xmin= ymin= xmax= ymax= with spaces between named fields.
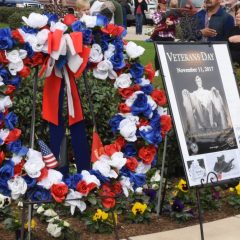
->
xmin=120 ymin=176 xmax=134 ymax=197
xmin=65 ymin=190 xmax=86 ymax=215
xmin=152 ymin=183 xmax=159 ymax=190
xmin=93 ymin=155 xmax=118 ymax=178
xmin=104 ymin=43 xmax=115 ymax=60
xmin=135 ymin=187 xmax=143 ymax=195
xmin=47 ymin=216 xmax=60 ymax=223
xmin=125 ymin=41 xmax=145 ymax=59
xmin=37 ymin=206 xmax=45 ymax=214
xmin=22 ymin=13 xmax=48 ymax=28
xmin=63 ymin=221 xmax=70 ymax=227
xmin=114 ymin=73 xmax=132 ymax=89
xmin=89 ymin=44 xmax=103 ymax=63
xmin=119 ymin=118 xmax=137 ymax=142
xmin=150 ymin=170 xmax=161 ymax=182
xmin=0 ymin=194 xmax=11 ymax=209
xmin=47 ymin=223 xmax=62 ymax=238
xmin=44 ymin=209 xmax=58 ymax=217
xmin=110 ymin=152 xmax=127 ymax=170
xmin=135 ymin=161 xmax=151 ymax=174
xmin=7 ymin=176 xmax=27 ymax=200
xmin=37 ymin=169 xmax=63 ymax=189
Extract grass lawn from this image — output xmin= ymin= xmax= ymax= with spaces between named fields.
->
xmin=135 ymin=40 xmax=163 ymax=88
xmin=0 ymin=22 xmax=8 ymax=28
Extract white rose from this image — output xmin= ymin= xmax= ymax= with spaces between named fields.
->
xmin=47 ymin=223 xmax=62 ymax=238
xmin=11 ymin=154 xmax=23 ymax=165
xmin=44 ymin=209 xmax=58 ymax=217
xmin=81 ymin=170 xmax=100 ymax=187
xmin=5 ymin=50 xmax=26 ymax=63
xmin=139 ymin=77 xmax=151 ymax=86
xmin=119 ymin=118 xmax=137 ymax=142
xmin=8 ymin=61 xmax=24 ymax=76
xmin=110 ymin=152 xmax=127 ymax=170
xmin=8 ymin=176 xmax=27 ymax=200
xmin=125 ymin=91 xmax=139 ymax=106
xmin=89 ymin=44 xmax=103 ymax=63
xmin=93 ymin=60 xmax=117 ymax=80
xmin=22 ymin=13 xmax=48 ymax=29
xmin=37 ymin=206 xmax=45 ymax=214
xmin=147 ymin=95 xmax=157 ymax=111
xmin=125 ymin=41 xmax=145 ymax=59
xmin=104 ymin=43 xmax=115 ymax=60
xmin=150 ymin=170 xmax=161 ymax=182
xmin=120 ymin=176 xmax=133 ymax=197
xmin=114 ymin=73 xmax=132 ymax=89
xmin=136 ymin=161 xmax=151 ymax=174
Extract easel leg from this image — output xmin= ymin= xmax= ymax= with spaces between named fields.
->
xmin=20 ymin=203 xmax=27 ymax=240
xmin=111 ymin=210 xmax=119 ymax=240
xmin=196 ymin=188 xmax=205 ymax=240
xmin=157 ymin=134 xmax=168 ymax=216
xmin=159 ymin=176 xmax=168 ymax=215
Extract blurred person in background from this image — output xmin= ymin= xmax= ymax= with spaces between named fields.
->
xmin=134 ymin=0 xmax=147 ymax=34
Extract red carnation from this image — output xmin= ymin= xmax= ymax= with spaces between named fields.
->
xmin=18 ymin=66 xmax=31 ymax=78
xmin=151 ymin=89 xmax=167 ymax=106
xmin=101 ymin=24 xmax=125 ymax=36
xmin=31 ymin=52 xmax=45 ymax=67
xmin=114 ymin=136 xmax=125 ymax=150
xmin=118 ymin=103 xmax=131 ymax=113
xmin=14 ymin=159 xmax=24 ymax=176
xmin=11 ymin=30 xmax=25 ymax=44
xmin=76 ymin=180 xmax=90 ymax=196
xmin=160 ymin=115 xmax=172 ymax=137
xmin=113 ymin=182 xmax=122 ymax=195
xmin=138 ymin=145 xmax=157 ymax=165
xmin=144 ymin=63 xmax=155 ymax=82
xmin=126 ymin=157 xmax=138 ymax=172
xmin=37 ymin=167 xmax=49 ymax=182
xmin=5 ymin=85 xmax=16 ymax=95
xmin=104 ymin=143 xmax=118 ymax=156
xmin=0 ymin=151 xmax=5 ymax=166
xmin=50 ymin=183 xmax=68 ymax=203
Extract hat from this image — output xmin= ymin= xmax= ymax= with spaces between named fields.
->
xmin=158 ymin=0 xmax=167 ymax=4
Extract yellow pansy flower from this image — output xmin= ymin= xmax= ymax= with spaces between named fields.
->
xmin=235 ymin=182 xmax=240 ymax=195
xmin=177 ymin=179 xmax=188 ymax=192
xmin=132 ymin=202 xmax=147 ymax=215
xmin=229 ymin=187 xmax=235 ymax=192
xmin=24 ymin=219 xmax=37 ymax=229
xmin=92 ymin=209 xmax=108 ymax=221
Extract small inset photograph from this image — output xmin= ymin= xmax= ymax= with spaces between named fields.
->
xmin=187 ymin=159 xmax=206 ymax=182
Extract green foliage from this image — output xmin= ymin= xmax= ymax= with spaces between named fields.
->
xmin=7 ymin=12 xmax=26 ymax=30
xmin=228 ymin=194 xmax=240 ymax=209
xmin=3 ymin=216 xmax=21 ymax=231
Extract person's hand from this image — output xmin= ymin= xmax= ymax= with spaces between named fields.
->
xmin=228 ymin=35 xmax=240 ymax=43
xmin=200 ymin=28 xmax=217 ymax=37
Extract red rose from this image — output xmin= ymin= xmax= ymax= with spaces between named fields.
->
xmin=118 ymin=85 xmax=140 ymax=98
xmin=101 ymin=183 xmax=112 ymax=194
xmin=32 ymin=53 xmax=45 ymax=67
xmin=76 ymin=180 xmax=90 ymax=196
xmin=63 ymin=14 xmax=77 ymax=26
xmin=113 ymin=182 xmax=122 ymax=194
xmin=160 ymin=115 xmax=172 ymax=137
xmin=114 ymin=136 xmax=125 ymax=150
xmin=23 ymin=58 xmax=32 ymax=66
xmin=87 ymin=182 xmax=97 ymax=192
xmin=144 ymin=63 xmax=155 ymax=82
xmin=118 ymin=103 xmax=131 ymax=113
xmin=101 ymin=191 xmax=116 ymax=209
xmin=104 ymin=143 xmax=118 ymax=156
xmin=101 ymin=24 xmax=125 ymax=36
xmin=0 ymin=50 xmax=8 ymax=64
xmin=11 ymin=30 xmax=25 ymax=44
xmin=5 ymin=85 xmax=16 ymax=95
xmin=151 ymin=89 xmax=167 ymax=106
xmin=50 ymin=183 xmax=68 ymax=203
xmin=5 ymin=128 xmax=21 ymax=144
xmin=0 ymin=151 xmax=5 ymax=166
xmin=14 ymin=159 xmax=24 ymax=176
xmin=138 ymin=119 xmax=149 ymax=127
xmin=37 ymin=167 xmax=49 ymax=182
xmin=18 ymin=66 xmax=31 ymax=78
xmin=126 ymin=157 xmax=138 ymax=172
xmin=138 ymin=145 xmax=157 ymax=165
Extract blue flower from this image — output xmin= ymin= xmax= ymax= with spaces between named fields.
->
xmin=110 ymin=52 xmax=125 ymax=70
xmin=23 ymin=42 xmax=34 ymax=58
xmin=90 ymin=170 xmax=110 ymax=183
xmin=44 ymin=13 xmax=58 ymax=24
xmin=109 ymin=114 xmax=124 ymax=133
xmin=141 ymin=84 xmax=153 ymax=95
xmin=0 ymin=28 xmax=14 ymax=50
xmin=0 ymin=182 xmax=11 ymax=196
xmin=129 ymin=173 xmax=146 ymax=188
xmin=112 ymin=37 xmax=124 ymax=52
xmin=7 ymin=140 xmax=28 ymax=156
xmin=131 ymin=93 xmax=152 ymax=117
xmin=82 ymin=29 xmax=92 ymax=45
xmin=71 ymin=20 xmax=86 ymax=32
xmin=123 ymin=143 xmax=137 ymax=157
xmin=96 ymin=15 xmax=108 ymax=27
xmin=0 ymin=65 xmax=9 ymax=81
xmin=21 ymin=26 xmax=38 ymax=34
xmin=0 ymin=160 xmax=14 ymax=186
xmin=130 ymin=63 xmax=144 ymax=79
xmin=139 ymin=126 xmax=162 ymax=145
xmin=143 ymin=188 xmax=157 ymax=202
xmin=64 ymin=173 xmax=83 ymax=189
xmin=172 ymin=199 xmax=184 ymax=212
xmin=23 ymin=175 xmax=36 ymax=188
xmin=4 ymin=75 xmax=21 ymax=88
xmin=27 ymin=186 xmax=52 ymax=201
xmin=150 ymin=110 xmax=160 ymax=128
xmin=5 ymin=112 xmax=18 ymax=130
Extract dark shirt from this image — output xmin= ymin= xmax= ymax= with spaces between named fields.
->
xmin=228 ymin=26 xmax=240 ymax=64
xmin=193 ymin=6 xmax=234 ymax=41
xmin=134 ymin=0 xmax=147 ymax=16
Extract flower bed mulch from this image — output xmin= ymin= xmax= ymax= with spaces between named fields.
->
xmin=1 ymin=200 xmax=240 ymax=240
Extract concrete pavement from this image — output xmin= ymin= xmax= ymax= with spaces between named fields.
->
xmin=124 ymin=25 xmax=153 ymax=41
xmin=128 ymin=215 xmax=240 ymax=240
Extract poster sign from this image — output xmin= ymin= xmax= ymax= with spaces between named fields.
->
xmin=156 ymin=42 xmax=240 ymax=187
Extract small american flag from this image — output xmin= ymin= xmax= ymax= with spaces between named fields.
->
xmin=37 ymin=139 xmax=58 ymax=169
